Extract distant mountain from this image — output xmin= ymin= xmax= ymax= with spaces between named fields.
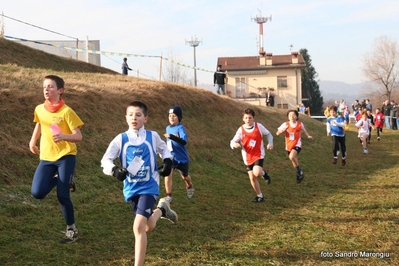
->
xmin=319 ymin=80 xmax=371 ymax=104
xmin=200 ymin=80 xmax=374 ymax=105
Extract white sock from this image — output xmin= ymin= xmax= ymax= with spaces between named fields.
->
xmin=257 ymin=194 xmax=263 ymax=198
xmin=67 ymin=224 xmax=76 ymax=230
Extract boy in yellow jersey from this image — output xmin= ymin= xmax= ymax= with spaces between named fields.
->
xmin=29 ymin=75 xmax=84 ymax=243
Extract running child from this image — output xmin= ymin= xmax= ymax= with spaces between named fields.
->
xmin=326 ymin=106 xmax=347 ymax=166
xmin=355 ymin=109 xmax=371 ymax=154
xmin=374 ymin=108 xmax=384 ymax=141
xmin=366 ymin=109 xmax=375 ymax=144
xmin=230 ymin=107 xmax=273 ymax=203
xmin=101 ymin=101 xmax=177 ymax=266
xmin=163 ymin=105 xmax=194 ymax=203
xmin=276 ymin=109 xmax=313 ymax=183
xmin=29 ymin=75 xmax=84 ymax=243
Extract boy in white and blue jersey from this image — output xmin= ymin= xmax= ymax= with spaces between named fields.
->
xmin=327 ymin=105 xmax=347 ymax=166
xmin=163 ymin=106 xmax=194 ymax=203
xmin=101 ymin=101 xmax=177 ymax=266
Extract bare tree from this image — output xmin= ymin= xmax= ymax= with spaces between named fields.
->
xmin=162 ymin=49 xmax=192 ymax=85
xmin=362 ymin=35 xmax=399 ymax=101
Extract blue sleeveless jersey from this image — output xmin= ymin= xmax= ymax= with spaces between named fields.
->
xmin=166 ymin=123 xmax=189 ymax=164
xmin=120 ymin=131 xmax=159 ymax=201
xmin=327 ymin=116 xmax=345 ymax=136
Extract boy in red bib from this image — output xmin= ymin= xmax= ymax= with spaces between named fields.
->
xmin=230 ymin=108 xmax=273 ymax=202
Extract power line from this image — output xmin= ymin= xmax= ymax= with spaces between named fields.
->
xmin=0 ymin=13 xmax=78 ymax=40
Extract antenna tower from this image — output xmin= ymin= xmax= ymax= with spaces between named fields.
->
xmin=251 ymin=10 xmax=272 ymax=56
xmin=185 ymin=36 xmax=202 ymax=87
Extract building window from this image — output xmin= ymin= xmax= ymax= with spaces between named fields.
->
xmin=235 ymin=77 xmax=246 ymax=97
xmin=277 ymin=76 xmax=288 ymax=90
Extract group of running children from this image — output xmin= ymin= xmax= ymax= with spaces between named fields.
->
xmin=326 ymin=104 xmax=384 ymax=166
xmin=29 ymin=75 xmax=193 ymax=265
xmin=30 ymin=74 xmax=385 ymax=265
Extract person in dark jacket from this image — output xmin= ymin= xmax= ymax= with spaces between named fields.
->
xmin=266 ymin=91 xmax=275 ymax=107
xmin=390 ymin=100 xmax=398 ymax=130
xmin=351 ymin=100 xmax=362 ymax=117
xmin=121 ymin=57 xmax=132 ymax=75
xmin=381 ymin=100 xmax=392 ymax=129
xmin=213 ymin=65 xmax=228 ymax=95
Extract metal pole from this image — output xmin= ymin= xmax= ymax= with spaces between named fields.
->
xmin=185 ymin=36 xmax=201 ymax=87
xmin=193 ymin=46 xmax=197 ymax=87
xmin=159 ymin=53 xmax=163 ymax=81
xmin=86 ymin=36 xmax=89 ymax=63
xmin=76 ymin=38 xmax=78 ymax=60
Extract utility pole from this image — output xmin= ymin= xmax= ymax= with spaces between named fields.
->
xmin=159 ymin=53 xmax=163 ymax=81
xmin=251 ymin=10 xmax=272 ymax=56
xmin=185 ymin=36 xmax=202 ymax=87
xmin=86 ymin=36 xmax=89 ymax=63
xmin=0 ymin=12 xmax=5 ymax=38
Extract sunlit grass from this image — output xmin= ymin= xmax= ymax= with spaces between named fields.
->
xmin=1 ymin=39 xmax=399 ymax=265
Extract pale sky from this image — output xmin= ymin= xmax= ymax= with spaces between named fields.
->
xmin=2 ymin=0 xmax=399 ymax=86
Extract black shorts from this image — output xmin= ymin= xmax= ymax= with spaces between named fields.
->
xmin=172 ymin=161 xmax=189 ymax=177
xmin=246 ymin=159 xmax=264 ymax=171
xmin=287 ymin=146 xmax=301 ymax=155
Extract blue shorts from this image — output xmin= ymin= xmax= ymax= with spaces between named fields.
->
xmin=129 ymin=195 xmax=157 ymax=218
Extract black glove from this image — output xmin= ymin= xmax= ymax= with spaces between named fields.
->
xmin=112 ymin=166 xmax=128 ymax=181
xmin=159 ymin=158 xmax=173 ymax=177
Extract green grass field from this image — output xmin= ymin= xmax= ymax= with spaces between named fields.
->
xmin=1 ymin=38 xmax=398 ymax=265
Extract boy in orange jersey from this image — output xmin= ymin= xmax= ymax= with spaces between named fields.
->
xmin=230 ymin=108 xmax=273 ymax=203
xmin=276 ymin=110 xmax=313 ymax=184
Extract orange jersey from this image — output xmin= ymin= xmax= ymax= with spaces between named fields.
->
xmin=281 ymin=121 xmax=303 ymax=151
xmin=240 ymin=122 xmax=264 ymax=165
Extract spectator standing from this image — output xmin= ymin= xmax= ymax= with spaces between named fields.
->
xmin=365 ymin=99 xmax=373 ymax=112
xmin=338 ymin=99 xmax=347 ymax=116
xmin=121 ymin=57 xmax=132 ymax=75
xmin=266 ymin=91 xmax=275 ymax=107
xmin=381 ymin=100 xmax=391 ymax=129
xmin=352 ymin=100 xmax=362 ymax=117
xmin=214 ymin=65 xmax=228 ymax=95
xmin=324 ymin=106 xmax=330 ymax=118
xmin=394 ymin=103 xmax=399 ymax=131
xmin=390 ymin=100 xmax=398 ymax=130
xmin=299 ymin=103 xmax=306 ymax=113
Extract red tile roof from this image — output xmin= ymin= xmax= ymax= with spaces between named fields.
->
xmin=217 ymin=54 xmax=306 ymax=71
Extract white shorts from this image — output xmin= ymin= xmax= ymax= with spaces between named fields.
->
xmin=358 ymin=132 xmax=369 ymax=139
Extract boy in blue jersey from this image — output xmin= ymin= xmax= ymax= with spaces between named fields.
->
xmin=101 ymin=101 xmax=177 ymax=266
xmin=163 ymin=106 xmax=194 ymax=203
xmin=326 ymin=106 xmax=347 ymax=166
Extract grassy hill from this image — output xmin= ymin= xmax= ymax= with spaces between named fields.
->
xmin=1 ymin=37 xmax=399 ymax=265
